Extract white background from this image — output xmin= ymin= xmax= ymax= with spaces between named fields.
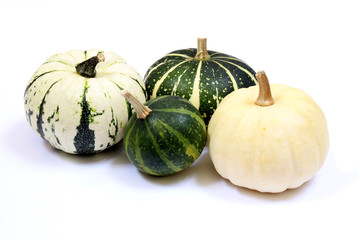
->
xmin=1 ymin=0 xmax=359 ymax=239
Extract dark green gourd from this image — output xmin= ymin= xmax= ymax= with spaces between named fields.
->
xmin=144 ymin=38 xmax=257 ymax=124
xmin=121 ymin=90 xmax=206 ymax=176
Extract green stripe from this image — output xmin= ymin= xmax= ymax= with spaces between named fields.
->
xmin=156 ymin=119 xmax=201 ymax=160
xmin=41 ymin=60 xmax=74 ymax=68
xmin=67 ymin=53 xmax=79 ymax=63
xmin=165 ymin=53 xmax=192 ymax=58
xmin=133 ymin=127 xmax=158 ymax=175
xmin=102 ymin=62 xmax=146 ymax=98
xmin=24 ymin=70 xmax=64 ymax=97
xmin=151 ymin=60 xmax=190 ymax=98
xmin=151 ymin=108 xmax=205 ymax=132
xmin=212 ymin=56 xmax=247 ymax=64
xmin=113 ymin=73 xmax=147 ymax=99
xmin=215 ymin=59 xmax=257 ymax=82
xmin=101 ymin=61 xmax=125 ymax=70
xmin=146 ymin=94 xmax=194 ymax=109
xmin=144 ymin=61 xmax=169 ymax=82
xmin=73 ymin=79 xmax=95 ymax=154
xmin=145 ymin=95 xmax=165 ymax=107
xmin=171 ymin=67 xmax=189 ymax=95
xmin=209 ymin=52 xmax=224 ymax=57
xmin=107 ymin=79 xmax=133 ymax=120
xmin=211 ymin=60 xmax=238 ymax=90
xmin=126 ymin=101 xmax=132 ymax=120
xmin=123 ymin=118 xmax=137 ymax=155
xmin=129 ymin=76 xmax=147 ymax=98
xmin=107 ymin=107 xmax=119 ymax=142
xmin=36 ymin=79 xmax=62 ymax=139
xmin=144 ymin=120 xmax=183 ymax=172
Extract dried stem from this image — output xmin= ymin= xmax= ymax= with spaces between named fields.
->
xmin=120 ymin=90 xmax=151 ymax=119
xmin=194 ymin=38 xmax=210 ymax=60
xmin=255 ymin=71 xmax=274 ymax=107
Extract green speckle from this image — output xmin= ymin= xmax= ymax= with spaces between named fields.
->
xmin=74 ymin=80 xmax=95 ymax=154
xmin=108 ymin=107 xmax=119 ymax=142
xmin=88 ymin=108 xmax=105 ymax=123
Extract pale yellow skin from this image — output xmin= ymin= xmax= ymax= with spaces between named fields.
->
xmin=207 ymin=84 xmax=329 ymax=193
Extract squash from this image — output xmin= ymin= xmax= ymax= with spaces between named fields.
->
xmin=144 ymin=38 xmax=257 ymax=124
xmin=24 ymin=49 xmax=146 ymax=154
xmin=121 ymin=90 xmax=206 ymax=176
xmin=207 ymin=71 xmax=329 ymax=193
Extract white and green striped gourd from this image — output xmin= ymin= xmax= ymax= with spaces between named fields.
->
xmin=24 ymin=49 xmax=146 ymax=154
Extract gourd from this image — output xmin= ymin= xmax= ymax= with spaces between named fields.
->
xmin=207 ymin=71 xmax=329 ymax=193
xmin=24 ymin=49 xmax=146 ymax=154
xmin=121 ymin=90 xmax=206 ymax=176
xmin=144 ymin=38 xmax=257 ymax=124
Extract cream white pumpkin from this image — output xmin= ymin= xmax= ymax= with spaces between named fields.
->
xmin=24 ymin=49 xmax=146 ymax=154
xmin=207 ymin=71 xmax=329 ymax=193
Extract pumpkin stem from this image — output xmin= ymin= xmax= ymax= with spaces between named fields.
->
xmin=255 ymin=71 xmax=274 ymax=107
xmin=120 ymin=90 xmax=152 ymax=119
xmin=194 ymin=38 xmax=210 ymax=60
xmin=76 ymin=52 xmax=105 ymax=78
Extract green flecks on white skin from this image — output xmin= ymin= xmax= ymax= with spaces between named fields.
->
xmin=86 ymin=77 xmax=129 ymax=149
xmin=25 ymin=49 xmax=146 ymax=153
xmin=212 ymin=60 xmax=238 ymax=91
xmin=151 ymin=60 xmax=189 ymax=98
xmin=144 ymin=121 xmax=183 ymax=173
xmin=44 ymin=75 xmax=83 ymax=153
xmin=188 ymin=61 xmax=202 ymax=109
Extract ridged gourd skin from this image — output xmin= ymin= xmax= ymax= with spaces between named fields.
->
xmin=144 ymin=48 xmax=257 ymax=124
xmin=24 ymin=49 xmax=146 ymax=154
xmin=123 ymin=95 xmax=207 ymax=176
xmin=207 ymin=84 xmax=329 ymax=193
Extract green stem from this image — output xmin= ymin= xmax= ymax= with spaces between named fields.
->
xmin=76 ymin=52 xmax=105 ymax=78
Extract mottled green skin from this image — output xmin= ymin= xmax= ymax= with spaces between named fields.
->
xmin=124 ymin=96 xmax=206 ymax=176
xmin=145 ymin=48 xmax=257 ymax=124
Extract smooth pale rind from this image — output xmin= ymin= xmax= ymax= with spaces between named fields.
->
xmin=207 ymin=84 xmax=329 ymax=193
xmin=24 ymin=49 xmax=146 ymax=154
